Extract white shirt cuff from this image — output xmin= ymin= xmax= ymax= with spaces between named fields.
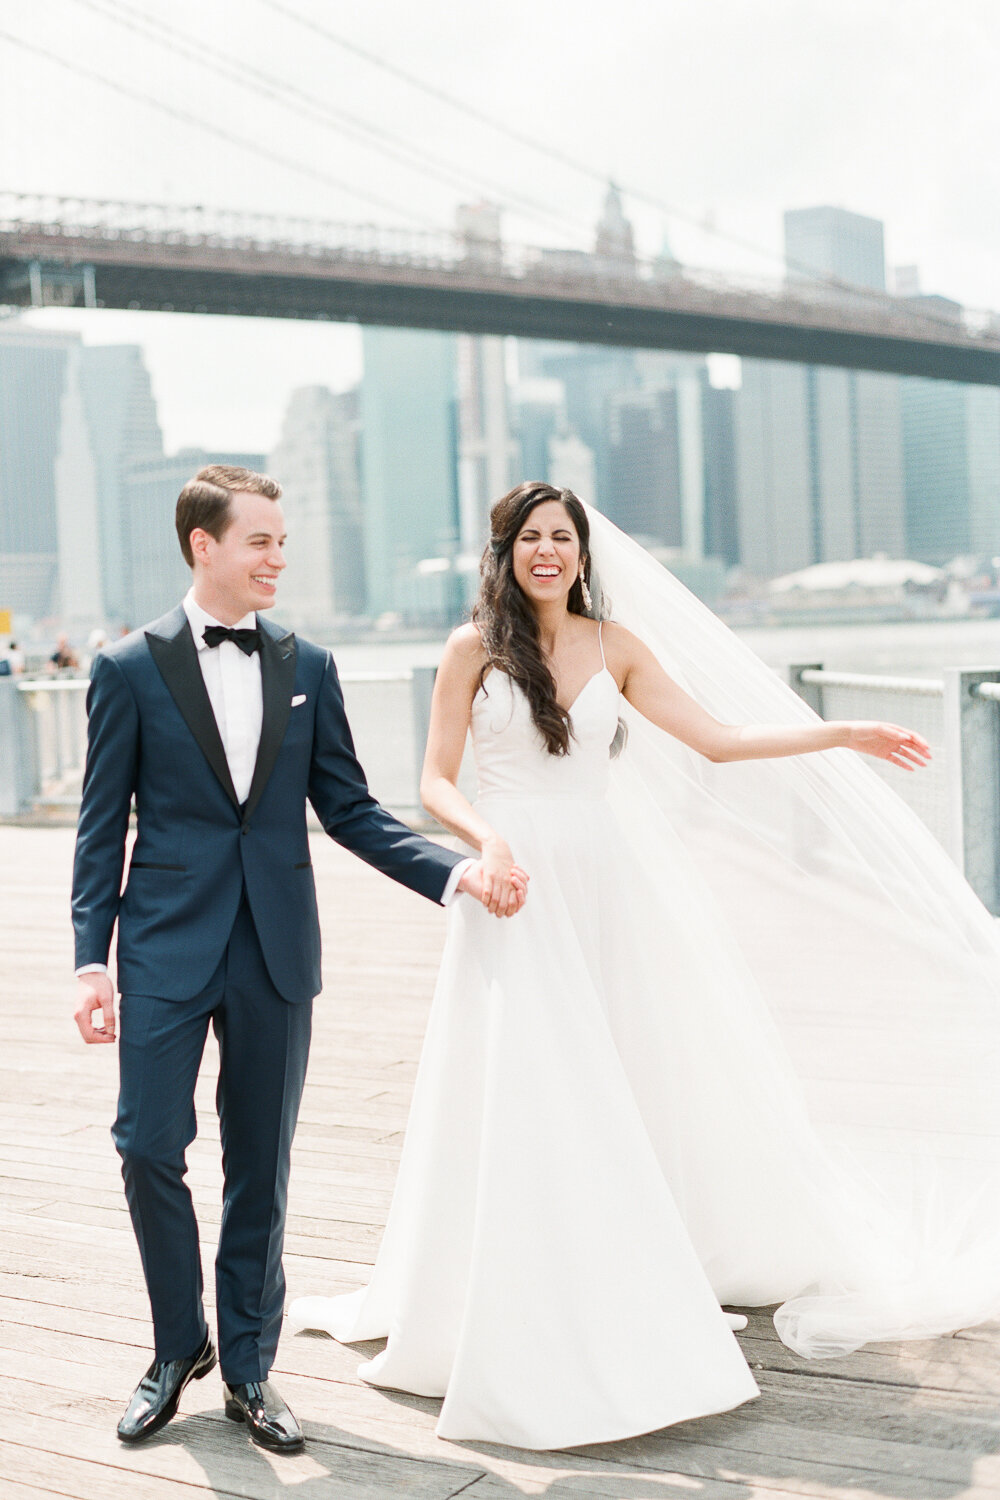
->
xmin=441 ymin=858 xmax=475 ymax=905
xmin=75 ymin=963 xmax=109 ymax=978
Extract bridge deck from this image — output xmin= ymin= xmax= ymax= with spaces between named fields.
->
xmin=4 ymin=824 xmax=1000 ymax=1499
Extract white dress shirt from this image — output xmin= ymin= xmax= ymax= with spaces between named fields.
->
xmin=183 ymin=589 xmax=263 ymax=805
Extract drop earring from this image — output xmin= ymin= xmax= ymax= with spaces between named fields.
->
xmin=579 ymin=567 xmax=593 ymax=613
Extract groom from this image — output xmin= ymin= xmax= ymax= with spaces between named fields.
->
xmin=71 ymin=466 xmax=519 ymax=1452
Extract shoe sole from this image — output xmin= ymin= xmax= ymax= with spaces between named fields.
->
xmin=225 ymin=1400 xmax=304 ymax=1453
xmin=117 ymin=1345 xmax=217 ymax=1444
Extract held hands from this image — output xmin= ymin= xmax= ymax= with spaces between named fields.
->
xmin=74 ymin=972 xmax=117 ymax=1044
xmin=459 ymin=837 xmax=530 ymax=918
xmin=846 ymin=721 xmax=932 ymax=771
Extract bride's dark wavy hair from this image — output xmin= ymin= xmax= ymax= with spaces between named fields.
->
xmin=473 ymin=481 xmax=597 ymax=756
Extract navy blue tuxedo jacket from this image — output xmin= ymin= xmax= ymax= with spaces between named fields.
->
xmin=72 ymin=605 xmax=461 ymax=1003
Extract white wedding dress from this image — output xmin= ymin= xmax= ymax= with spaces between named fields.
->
xmin=291 ymin=511 xmax=1000 ymax=1450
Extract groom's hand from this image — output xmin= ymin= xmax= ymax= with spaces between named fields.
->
xmin=74 ymin=973 xmax=117 ymax=1044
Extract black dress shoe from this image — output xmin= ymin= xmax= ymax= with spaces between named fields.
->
xmin=224 ymin=1380 xmax=304 ymax=1452
xmin=117 ymin=1331 xmax=216 ymax=1443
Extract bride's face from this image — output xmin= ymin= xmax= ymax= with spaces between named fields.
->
xmin=511 ymin=501 xmax=582 ymax=608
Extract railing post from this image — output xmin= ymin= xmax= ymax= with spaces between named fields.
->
xmin=0 ymin=681 xmax=40 ymax=816
xmin=944 ymin=668 xmax=1000 ymax=914
xmin=787 ymin=663 xmax=824 ymax=716
xmin=410 ymin=667 xmax=436 ymax=816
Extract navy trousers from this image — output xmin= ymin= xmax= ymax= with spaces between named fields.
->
xmin=112 ymin=896 xmax=312 ymax=1382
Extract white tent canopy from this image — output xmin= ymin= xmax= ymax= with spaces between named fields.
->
xmin=768 ymin=557 xmax=946 ymax=594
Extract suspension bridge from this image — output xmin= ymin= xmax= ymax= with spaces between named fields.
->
xmin=2 ymin=194 xmax=999 ymax=384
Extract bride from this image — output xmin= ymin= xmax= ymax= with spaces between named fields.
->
xmin=290 ymin=482 xmax=1000 ymax=1450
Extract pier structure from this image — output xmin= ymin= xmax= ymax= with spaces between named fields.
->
xmin=4 ymin=825 xmax=1000 ymax=1498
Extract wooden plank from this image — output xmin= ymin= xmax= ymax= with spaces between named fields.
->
xmin=0 ymin=1416 xmax=486 ymax=1500
xmin=9 ymin=825 xmax=1000 ymax=1500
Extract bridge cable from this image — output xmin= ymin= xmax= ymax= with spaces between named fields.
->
xmin=63 ymin=0 xmax=595 ymax=241
xmin=256 ymin=0 xmax=968 ymax=332
xmin=0 ymin=26 xmax=437 ymax=229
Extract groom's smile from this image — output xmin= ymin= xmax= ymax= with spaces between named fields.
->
xmin=189 ymin=489 xmax=288 ymax=624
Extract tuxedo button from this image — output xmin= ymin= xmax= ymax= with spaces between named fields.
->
xmin=241 ymin=825 xmax=249 ymax=836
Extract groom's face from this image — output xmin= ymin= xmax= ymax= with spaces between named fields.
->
xmin=194 ymin=490 xmax=287 ymax=621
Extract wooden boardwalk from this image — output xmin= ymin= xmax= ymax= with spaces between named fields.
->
xmin=4 ymin=825 xmax=1000 ymax=1499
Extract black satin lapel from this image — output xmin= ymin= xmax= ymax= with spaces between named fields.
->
xmin=146 ymin=621 xmax=240 ymax=810
xmin=244 ymin=626 xmax=296 ymax=821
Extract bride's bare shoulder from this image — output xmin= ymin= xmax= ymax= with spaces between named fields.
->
xmin=446 ymin=622 xmax=487 ymax=659
xmin=440 ymin=623 xmax=490 ymax=682
xmin=598 ymin=618 xmax=643 ymax=661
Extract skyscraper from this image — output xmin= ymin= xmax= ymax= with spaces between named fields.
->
xmin=359 ymin=327 xmax=459 ymax=622
xmin=0 ymin=323 xmax=105 ymax=625
xmin=456 ymin=332 xmax=517 ymax=562
xmin=594 ymin=182 xmax=637 ymax=277
xmin=784 ymin=205 xmax=886 ymax=295
xmin=547 ymin=430 xmax=597 ymax=505
xmin=122 ymin=448 xmax=266 ymax=625
xmin=605 ymin=388 xmax=683 ymax=545
xmin=269 ymin=385 xmax=366 ymax=629
xmin=527 ymin=344 xmax=639 ymax=509
xmin=513 ymin=377 xmax=565 ymax=484
xmin=897 ymin=294 xmax=1000 ymax=562
xmin=735 ymin=207 xmax=906 ymax=578
xmin=736 ymin=360 xmax=813 ymax=576
xmin=79 ymin=344 xmax=164 ymax=627
xmin=700 ymin=375 xmax=740 ymax=568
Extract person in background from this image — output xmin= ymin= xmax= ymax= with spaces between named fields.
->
xmin=49 ymin=633 xmax=80 ymax=672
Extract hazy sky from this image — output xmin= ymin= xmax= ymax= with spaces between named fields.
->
xmin=2 ymin=0 xmax=998 ymax=451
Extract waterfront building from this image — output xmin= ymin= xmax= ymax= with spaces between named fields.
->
xmin=453 ymin=204 xmax=517 ymax=581
xmin=55 ymin=342 xmax=105 ymax=632
xmin=901 ymin=374 xmax=1000 ymax=563
xmin=701 ymin=375 xmax=740 ymax=567
xmin=269 ymin=385 xmax=366 ymax=630
xmin=736 ymin=360 xmax=814 ymax=577
xmin=966 ymin=385 xmax=1000 ymax=557
xmin=513 ymin=377 xmax=565 ymax=483
xmin=79 ymin=344 xmax=164 ymax=628
xmin=359 ymin=327 xmax=460 ymax=623
xmin=456 ymin=332 xmax=517 ymax=562
xmin=121 ymin=448 xmax=266 ymax=626
xmin=0 ymin=323 xmax=104 ymax=627
xmin=605 ymin=387 xmax=683 ymax=546
xmin=736 ymin=207 xmax=906 ymax=579
xmin=594 ymin=182 xmax=637 ymax=278
xmin=784 ymin=204 xmax=886 ymax=297
xmin=526 ymin=344 xmax=639 ymax=509
xmin=547 ymin=429 xmax=597 ymax=506
xmin=633 ymin=352 xmax=709 ymax=559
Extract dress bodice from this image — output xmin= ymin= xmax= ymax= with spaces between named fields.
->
xmin=471 ymin=666 xmax=621 ymax=801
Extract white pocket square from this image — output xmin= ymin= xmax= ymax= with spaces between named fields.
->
xmin=291 ymin=694 xmax=307 ymax=707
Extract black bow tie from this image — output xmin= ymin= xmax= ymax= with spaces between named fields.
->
xmin=203 ymin=625 xmax=261 ymax=656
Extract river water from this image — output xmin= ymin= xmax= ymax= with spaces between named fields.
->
xmin=330 ymin=616 xmax=1000 ymax=680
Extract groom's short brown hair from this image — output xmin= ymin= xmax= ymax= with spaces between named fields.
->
xmin=176 ymin=465 xmax=283 ymax=567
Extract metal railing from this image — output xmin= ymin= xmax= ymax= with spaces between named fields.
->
xmin=2 ymin=192 xmax=998 ymax=348
xmin=6 ymin=661 xmax=1000 ymax=910
xmin=789 ymin=663 xmax=1000 ymax=913
xmin=0 ymin=668 xmax=469 ymax=825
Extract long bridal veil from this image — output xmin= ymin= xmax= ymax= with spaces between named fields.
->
xmin=586 ymin=503 xmax=1000 ymax=1357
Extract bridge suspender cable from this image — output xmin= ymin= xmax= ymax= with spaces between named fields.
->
xmin=0 ymin=26 xmax=437 ymax=229
xmin=255 ymin=0 xmax=963 ymax=332
xmin=63 ymin=0 xmax=597 ymax=242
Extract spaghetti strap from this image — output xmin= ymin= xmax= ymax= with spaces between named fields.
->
xmin=598 ymin=619 xmax=607 ymax=669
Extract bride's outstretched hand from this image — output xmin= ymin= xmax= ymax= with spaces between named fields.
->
xmin=846 ymin=722 xmax=932 ymax=770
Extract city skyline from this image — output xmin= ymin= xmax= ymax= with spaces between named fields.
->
xmin=3 ymin=189 xmax=999 ymax=639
